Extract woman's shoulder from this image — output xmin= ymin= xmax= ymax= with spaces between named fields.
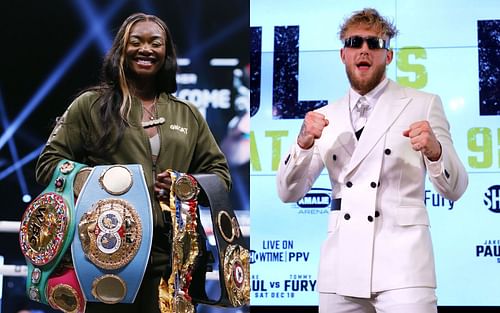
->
xmin=73 ymin=89 xmax=101 ymax=104
xmin=164 ymin=93 xmax=194 ymax=107
xmin=68 ymin=90 xmax=102 ymax=111
xmin=62 ymin=89 xmax=102 ymax=120
xmin=162 ymin=93 xmax=203 ymax=118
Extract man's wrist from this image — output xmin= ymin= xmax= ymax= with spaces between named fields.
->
xmin=297 ymin=138 xmax=313 ymax=150
xmin=426 ymin=142 xmax=442 ymax=162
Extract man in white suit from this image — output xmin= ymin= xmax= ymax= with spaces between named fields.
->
xmin=276 ymin=8 xmax=468 ymax=313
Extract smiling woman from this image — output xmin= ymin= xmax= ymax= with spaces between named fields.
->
xmin=124 ymin=18 xmax=168 ymax=155
xmin=33 ymin=12 xmax=231 ymax=313
xmin=126 ymin=21 xmax=167 ymax=79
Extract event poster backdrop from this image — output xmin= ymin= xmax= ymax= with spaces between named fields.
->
xmin=250 ymin=0 xmax=500 ymax=306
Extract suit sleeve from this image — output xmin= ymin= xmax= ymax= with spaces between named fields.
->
xmin=276 ymin=142 xmax=325 ymax=203
xmin=424 ymin=94 xmax=468 ymax=201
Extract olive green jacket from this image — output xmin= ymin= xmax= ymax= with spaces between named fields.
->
xmin=36 ymin=91 xmax=231 ymax=227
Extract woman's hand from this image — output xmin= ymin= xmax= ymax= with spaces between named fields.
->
xmin=155 ymin=170 xmax=172 ymax=200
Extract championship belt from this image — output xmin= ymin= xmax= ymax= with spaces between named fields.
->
xmin=158 ymin=170 xmax=200 ymax=313
xmin=46 ymin=265 xmax=85 ymax=313
xmin=189 ymin=174 xmax=250 ymax=307
xmin=19 ymin=159 xmax=87 ymax=312
xmin=71 ymin=164 xmax=153 ymax=304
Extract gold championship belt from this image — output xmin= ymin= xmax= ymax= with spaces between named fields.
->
xmin=157 ymin=171 xmax=249 ymax=311
xmin=77 ymin=198 xmax=142 ymax=270
xmin=158 ymin=170 xmax=200 ymax=313
xmin=223 ymin=244 xmax=250 ymax=306
xmin=20 ymin=192 xmax=69 ymax=267
xmin=157 ymin=172 xmax=250 ymax=310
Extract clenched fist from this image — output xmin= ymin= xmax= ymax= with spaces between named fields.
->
xmin=403 ymin=120 xmax=442 ymax=161
xmin=155 ymin=170 xmax=173 ymax=200
xmin=297 ymin=111 xmax=329 ymax=149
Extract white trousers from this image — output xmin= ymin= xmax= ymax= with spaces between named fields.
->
xmin=319 ymin=288 xmax=437 ymax=313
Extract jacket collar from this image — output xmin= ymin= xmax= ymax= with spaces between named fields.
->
xmin=344 ymin=79 xmax=411 ymax=176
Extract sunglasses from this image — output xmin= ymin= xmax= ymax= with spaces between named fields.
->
xmin=344 ymin=36 xmax=389 ymax=50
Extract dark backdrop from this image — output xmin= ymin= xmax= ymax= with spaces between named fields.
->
xmin=0 ymin=1 xmax=248 ymax=312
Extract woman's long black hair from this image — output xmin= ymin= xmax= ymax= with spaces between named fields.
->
xmin=87 ymin=12 xmax=178 ymax=153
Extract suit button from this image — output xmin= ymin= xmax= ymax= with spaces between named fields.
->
xmin=367 ymin=215 xmax=374 ymax=222
xmin=332 ymin=154 xmax=337 ymax=161
xmin=375 ymin=211 xmax=380 ymax=217
xmin=346 ymin=181 xmax=353 ymax=188
xmin=385 ymin=148 xmax=391 ymax=155
xmin=344 ymin=213 xmax=351 ymax=220
xmin=370 ymin=182 xmax=377 ymax=188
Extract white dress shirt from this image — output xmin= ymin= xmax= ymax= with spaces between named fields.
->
xmin=349 ymin=78 xmax=389 ymax=132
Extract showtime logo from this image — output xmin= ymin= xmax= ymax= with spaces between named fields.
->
xmin=484 ymin=185 xmax=500 ymax=213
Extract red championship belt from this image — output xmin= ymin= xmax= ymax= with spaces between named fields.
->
xmin=47 ymin=266 xmax=86 ymax=313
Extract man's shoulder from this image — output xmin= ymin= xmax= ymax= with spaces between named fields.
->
xmin=389 ymin=80 xmax=437 ymax=99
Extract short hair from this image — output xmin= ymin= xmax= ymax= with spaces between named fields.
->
xmin=339 ymin=8 xmax=399 ymax=40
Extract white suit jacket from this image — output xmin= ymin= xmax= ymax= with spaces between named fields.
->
xmin=276 ymin=80 xmax=468 ymax=298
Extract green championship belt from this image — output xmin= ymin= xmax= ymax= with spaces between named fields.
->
xmin=19 ymin=159 xmax=87 ymax=311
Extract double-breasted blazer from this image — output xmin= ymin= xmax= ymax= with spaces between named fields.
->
xmin=276 ymin=79 xmax=468 ymax=298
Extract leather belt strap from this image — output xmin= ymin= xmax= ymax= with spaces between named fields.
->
xmin=190 ymin=174 xmax=250 ymax=307
xmin=331 ymin=198 xmax=342 ymax=211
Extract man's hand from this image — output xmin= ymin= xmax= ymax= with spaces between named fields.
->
xmin=403 ymin=121 xmax=442 ymax=161
xmin=297 ymin=111 xmax=329 ymax=149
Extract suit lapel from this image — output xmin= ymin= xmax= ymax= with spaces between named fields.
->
xmin=344 ymin=81 xmax=411 ymax=176
xmin=329 ymin=94 xmax=355 ymax=157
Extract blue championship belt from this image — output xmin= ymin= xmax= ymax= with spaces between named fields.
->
xmin=71 ymin=164 xmax=153 ymax=304
xmin=19 ymin=159 xmax=87 ymax=308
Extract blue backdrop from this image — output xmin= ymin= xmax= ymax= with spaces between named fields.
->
xmin=250 ymin=0 xmax=500 ymax=306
